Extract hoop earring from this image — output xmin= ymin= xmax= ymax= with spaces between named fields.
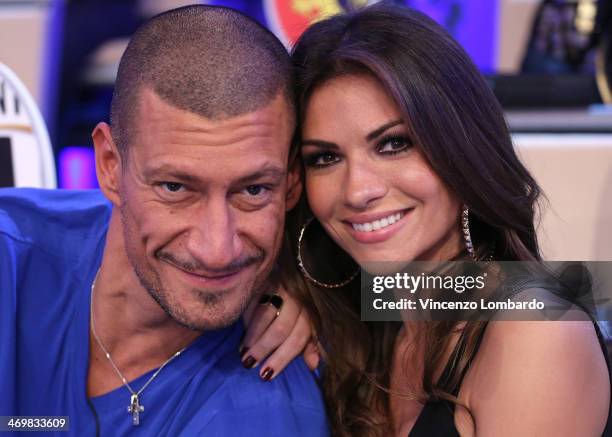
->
xmin=462 ymin=205 xmax=494 ymax=262
xmin=297 ymin=217 xmax=359 ymax=288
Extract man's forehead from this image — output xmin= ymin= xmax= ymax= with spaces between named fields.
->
xmin=126 ymin=88 xmax=293 ymax=184
xmin=136 ymin=87 xmax=292 ymax=138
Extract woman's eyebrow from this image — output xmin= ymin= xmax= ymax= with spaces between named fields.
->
xmin=301 ymin=139 xmax=339 ymax=149
xmin=301 ymin=119 xmax=404 ymax=149
xmin=365 ymin=119 xmax=403 ymax=141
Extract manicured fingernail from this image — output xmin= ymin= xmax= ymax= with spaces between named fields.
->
xmin=242 ymin=355 xmax=256 ymax=369
xmin=261 ymin=367 xmax=274 ymax=381
xmin=239 ymin=346 xmax=249 ymax=356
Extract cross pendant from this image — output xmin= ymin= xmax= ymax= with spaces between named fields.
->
xmin=127 ymin=394 xmax=144 ymax=425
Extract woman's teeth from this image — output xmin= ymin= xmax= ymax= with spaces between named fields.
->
xmin=351 ymin=212 xmax=404 ymax=232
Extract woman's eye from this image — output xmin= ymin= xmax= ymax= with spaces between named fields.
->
xmin=378 ymin=137 xmax=411 ymax=154
xmin=160 ymin=182 xmax=185 ymax=193
xmin=304 ymin=152 xmax=340 ymax=168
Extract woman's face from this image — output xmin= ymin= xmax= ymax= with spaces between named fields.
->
xmin=301 ymin=74 xmax=463 ymax=266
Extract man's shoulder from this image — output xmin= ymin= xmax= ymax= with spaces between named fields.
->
xmin=197 ymin=348 xmax=328 ymax=435
xmin=0 ymin=188 xmax=111 ymax=254
xmin=157 ymin=324 xmax=329 ymax=436
xmin=0 ymin=188 xmax=110 ymax=221
xmin=212 ymin=346 xmax=325 ymax=413
xmin=0 ymin=188 xmax=111 ymax=267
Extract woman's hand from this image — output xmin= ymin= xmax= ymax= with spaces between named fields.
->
xmin=241 ymin=285 xmax=321 ymax=381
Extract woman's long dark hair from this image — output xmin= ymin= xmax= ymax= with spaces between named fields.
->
xmin=283 ymin=3 xmax=544 ymax=436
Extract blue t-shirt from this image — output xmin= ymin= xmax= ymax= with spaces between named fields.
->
xmin=0 ymin=188 xmax=329 ymax=436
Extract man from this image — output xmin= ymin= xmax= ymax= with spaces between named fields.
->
xmin=0 ymin=5 xmax=327 ymax=436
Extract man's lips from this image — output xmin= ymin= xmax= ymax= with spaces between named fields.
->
xmin=162 ymin=259 xmax=248 ymax=288
xmin=342 ymin=208 xmax=414 ymax=244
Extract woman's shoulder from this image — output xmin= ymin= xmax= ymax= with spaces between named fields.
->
xmin=457 ymin=319 xmax=610 ymax=436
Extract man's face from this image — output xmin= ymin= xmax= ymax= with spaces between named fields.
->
xmin=117 ymin=88 xmax=293 ymax=331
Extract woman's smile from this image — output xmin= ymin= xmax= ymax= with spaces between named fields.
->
xmin=341 ymin=207 xmax=413 ymax=244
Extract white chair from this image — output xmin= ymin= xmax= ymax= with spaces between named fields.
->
xmin=0 ymin=62 xmax=56 ymax=188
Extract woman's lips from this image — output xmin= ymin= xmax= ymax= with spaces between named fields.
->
xmin=343 ymin=208 xmax=413 ymax=244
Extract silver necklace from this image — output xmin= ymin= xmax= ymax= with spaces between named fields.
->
xmin=90 ymin=270 xmax=186 ymax=426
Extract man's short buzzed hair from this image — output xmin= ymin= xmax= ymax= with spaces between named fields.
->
xmin=110 ymin=5 xmax=294 ymax=154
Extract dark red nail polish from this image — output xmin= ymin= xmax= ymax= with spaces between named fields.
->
xmin=242 ymin=355 xmax=256 ymax=369
xmin=239 ymin=346 xmax=249 ymax=356
xmin=261 ymin=367 xmax=274 ymax=381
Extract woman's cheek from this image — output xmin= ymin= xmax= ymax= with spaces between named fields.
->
xmin=305 ymin=177 xmax=335 ymax=222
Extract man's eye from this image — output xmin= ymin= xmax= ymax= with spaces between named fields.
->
xmin=304 ymin=152 xmax=340 ymax=168
xmin=378 ymin=136 xmax=412 ymax=154
xmin=244 ymin=185 xmax=267 ymax=196
xmin=160 ymin=182 xmax=185 ymax=193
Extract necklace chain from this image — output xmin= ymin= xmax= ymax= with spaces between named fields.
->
xmin=89 ymin=269 xmax=186 ymax=424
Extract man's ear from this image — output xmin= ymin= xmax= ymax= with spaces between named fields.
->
xmin=92 ymin=122 xmax=123 ymax=207
xmin=286 ymin=159 xmax=303 ymax=211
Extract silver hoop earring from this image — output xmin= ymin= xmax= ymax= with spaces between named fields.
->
xmin=462 ymin=205 xmax=494 ymax=262
xmin=297 ymin=217 xmax=359 ymax=288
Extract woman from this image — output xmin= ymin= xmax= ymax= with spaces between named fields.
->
xmin=272 ymin=4 xmax=611 ymax=437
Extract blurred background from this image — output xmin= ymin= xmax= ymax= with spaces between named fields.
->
xmin=0 ymin=0 xmax=611 ymax=261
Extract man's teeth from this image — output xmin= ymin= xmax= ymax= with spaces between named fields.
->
xmin=352 ymin=212 xmax=404 ymax=232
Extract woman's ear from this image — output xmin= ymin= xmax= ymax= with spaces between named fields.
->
xmin=92 ymin=122 xmax=123 ymax=207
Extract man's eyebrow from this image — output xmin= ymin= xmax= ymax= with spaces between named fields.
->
xmin=144 ymin=165 xmax=286 ymax=185
xmin=144 ymin=165 xmax=200 ymax=183
xmin=365 ymin=119 xmax=403 ymax=141
xmin=235 ymin=167 xmax=286 ymax=185
xmin=301 ymin=119 xmax=404 ymax=149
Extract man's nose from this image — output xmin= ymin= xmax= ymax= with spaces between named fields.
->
xmin=342 ymin=159 xmax=388 ymax=210
xmin=185 ymin=197 xmax=244 ymax=271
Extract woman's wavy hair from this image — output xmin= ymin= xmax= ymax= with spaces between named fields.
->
xmin=282 ymin=3 xmax=544 ymax=436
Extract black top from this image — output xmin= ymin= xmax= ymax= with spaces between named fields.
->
xmin=408 ymin=322 xmax=612 ymax=437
